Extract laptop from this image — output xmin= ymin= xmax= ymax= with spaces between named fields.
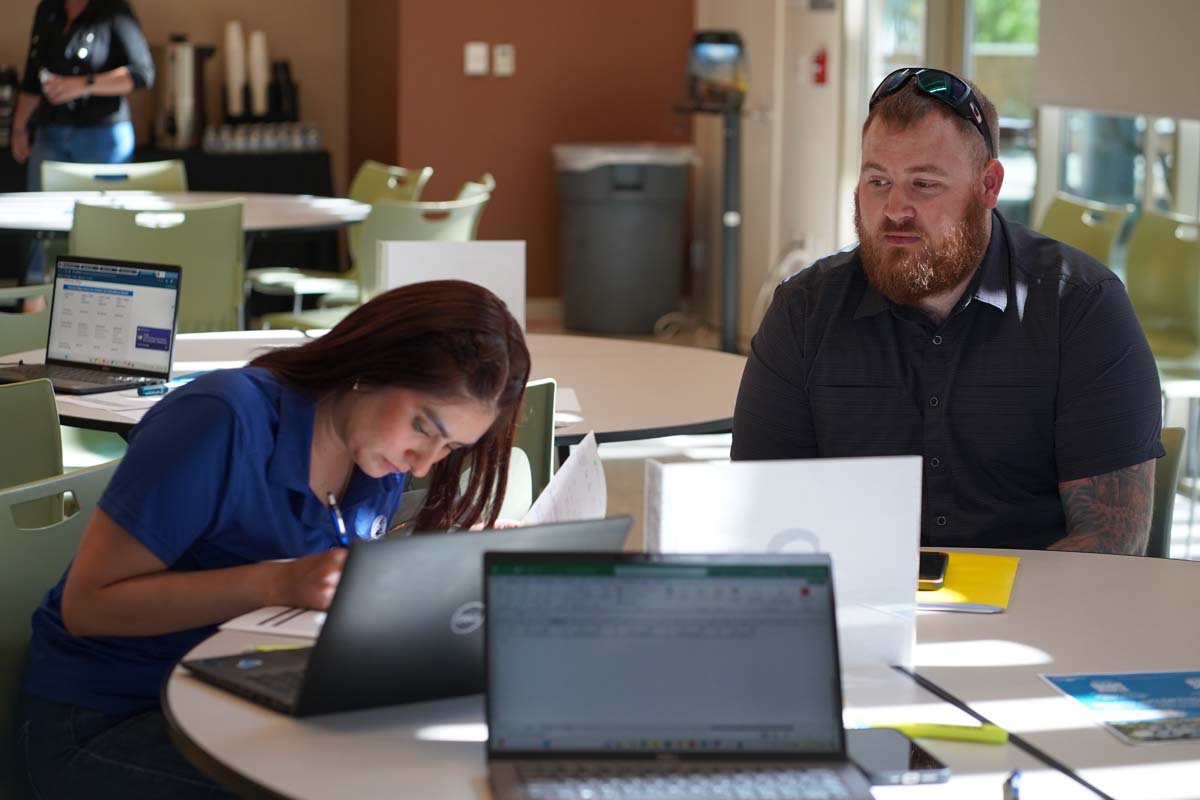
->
xmin=485 ymin=552 xmax=875 ymax=800
xmin=644 ymin=456 xmax=922 ymax=670
xmin=0 ymin=255 xmax=181 ymax=394
xmin=182 ymin=517 xmax=632 ymax=717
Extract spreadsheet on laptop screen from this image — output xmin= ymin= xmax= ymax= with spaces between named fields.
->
xmin=49 ymin=260 xmax=179 ymax=373
xmin=487 ymin=562 xmax=843 ymax=755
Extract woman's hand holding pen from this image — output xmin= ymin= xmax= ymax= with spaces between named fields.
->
xmin=275 ymin=549 xmax=347 ymax=610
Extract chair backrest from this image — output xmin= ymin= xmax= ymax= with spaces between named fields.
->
xmin=1149 ymin=426 xmax=1186 ymax=558
xmin=41 ymin=159 xmax=188 ymax=192
xmin=0 ymin=285 xmax=52 ymax=354
xmin=0 ymin=379 xmax=63 ymax=529
xmin=69 ymin=200 xmax=244 ymax=332
xmin=514 ymin=378 xmax=556 ymax=504
xmin=356 ymin=193 xmax=492 ymax=299
xmin=0 ymin=460 xmax=118 ymax=798
xmin=1035 ymin=191 xmax=1130 ymax=267
xmin=1125 ymin=210 xmax=1200 ymax=361
xmin=346 ymin=161 xmax=434 ymax=265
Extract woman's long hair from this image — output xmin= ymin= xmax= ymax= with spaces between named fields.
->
xmin=250 ymin=280 xmax=530 ymax=531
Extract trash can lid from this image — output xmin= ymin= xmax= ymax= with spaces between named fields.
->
xmin=553 ymin=143 xmax=697 ymax=172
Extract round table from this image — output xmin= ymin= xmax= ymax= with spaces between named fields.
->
xmin=0 ymin=191 xmax=369 ymax=234
xmin=915 ymin=548 xmax=1200 ymax=800
xmin=12 ymin=332 xmax=747 ymax=443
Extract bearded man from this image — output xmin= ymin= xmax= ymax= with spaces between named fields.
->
xmin=731 ymin=68 xmax=1164 ymax=553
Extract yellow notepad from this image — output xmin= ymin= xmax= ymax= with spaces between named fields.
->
xmin=917 ymin=551 xmax=1020 ymax=613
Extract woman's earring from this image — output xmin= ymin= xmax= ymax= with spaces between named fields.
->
xmin=352 ymin=378 xmax=361 ymax=391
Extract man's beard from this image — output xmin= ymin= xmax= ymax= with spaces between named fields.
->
xmin=854 ymin=192 xmax=991 ymax=307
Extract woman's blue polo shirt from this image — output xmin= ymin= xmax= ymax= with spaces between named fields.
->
xmin=23 ymin=368 xmax=406 ymax=716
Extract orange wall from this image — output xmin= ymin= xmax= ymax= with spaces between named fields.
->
xmin=397 ymin=1 xmax=695 ymax=297
xmin=348 ymin=0 xmax=399 ymax=172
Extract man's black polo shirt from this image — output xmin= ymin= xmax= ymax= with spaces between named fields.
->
xmin=731 ymin=210 xmax=1164 ymax=549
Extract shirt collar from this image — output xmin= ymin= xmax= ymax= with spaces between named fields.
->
xmin=266 ymin=380 xmax=318 ymax=494
xmin=853 ymin=209 xmax=1009 ymax=319
xmin=265 ymin=378 xmax=404 ymax=501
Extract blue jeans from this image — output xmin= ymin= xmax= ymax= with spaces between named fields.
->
xmin=17 ymin=693 xmax=234 ymax=800
xmin=26 ymin=121 xmax=136 ymax=192
xmin=24 ymin=121 xmax=135 ymax=282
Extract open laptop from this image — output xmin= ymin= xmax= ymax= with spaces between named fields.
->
xmin=644 ymin=456 xmax=922 ymax=670
xmin=0 ymin=255 xmax=180 ymax=394
xmin=182 ymin=517 xmax=632 ymax=717
xmin=485 ymin=552 xmax=875 ymax=800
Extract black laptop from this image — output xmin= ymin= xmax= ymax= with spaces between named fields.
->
xmin=0 ymin=255 xmax=180 ymax=394
xmin=485 ymin=552 xmax=875 ymax=800
xmin=182 ymin=517 xmax=632 ymax=717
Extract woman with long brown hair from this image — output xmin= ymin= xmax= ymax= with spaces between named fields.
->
xmin=18 ymin=280 xmax=529 ymax=798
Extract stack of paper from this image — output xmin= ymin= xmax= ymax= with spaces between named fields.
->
xmin=917 ymin=551 xmax=1020 ymax=613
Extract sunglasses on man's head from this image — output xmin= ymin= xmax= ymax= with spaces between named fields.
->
xmin=869 ymin=67 xmax=996 ymax=160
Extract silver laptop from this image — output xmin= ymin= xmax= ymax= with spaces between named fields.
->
xmin=644 ymin=456 xmax=922 ymax=669
xmin=182 ymin=517 xmax=631 ymax=717
xmin=485 ymin=552 xmax=874 ymax=800
xmin=0 ymin=255 xmax=180 ymax=394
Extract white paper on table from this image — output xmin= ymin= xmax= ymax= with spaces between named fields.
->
xmin=220 ymin=606 xmax=324 ymax=639
xmin=553 ymin=386 xmax=583 ymax=427
xmin=63 ymin=392 xmax=160 ymax=422
xmin=521 ymin=430 xmax=605 ymax=526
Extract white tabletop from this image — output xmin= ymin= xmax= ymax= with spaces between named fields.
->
xmin=0 ymin=191 xmax=369 ymax=234
xmin=917 ymin=549 xmax=1200 ymax=800
xmin=11 ymin=331 xmax=746 ymax=444
xmin=165 ymin=630 xmax=1090 ymax=800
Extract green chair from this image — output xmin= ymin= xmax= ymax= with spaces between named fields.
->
xmin=245 ymin=161 xmax=434 ymax=313
xmin=1036 ymin=192 xmax=1131 ymax=268
xmin=41 ymin=159 xmax=188 ymax=192
xmin=515 ymin=378 xmax=557 ymax=503
xmin=455 ymin=173 xmax=496 ymax=238
xmin=69 ymin=200 xmax=245 ymax=332
xmin=1125 ymin=210 xmax=1200 ymax=365
xmin=260 ymin=192 xmax=493 ymax=331
xmin=0 ymin=285 xmax=53 ymax=353
xmin=1149 ymin=426 xmax=1186 ymax=558
xmin=0 ymin=302 xmax=128 ymax=471
xmin=0 ymin=379 xmax=64 ymax=529
xmin=0 ymin=460 xmax=118 ymax=799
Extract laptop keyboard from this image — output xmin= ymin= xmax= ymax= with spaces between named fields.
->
xmin=240 ymin=669 xmax=304 ymax=697
xmin=46 ymin=365 xmax=157 ymax=384
xmin=515 ymin=764 xmax=853 ymax=800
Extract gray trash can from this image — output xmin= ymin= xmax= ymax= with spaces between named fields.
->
xmin=554 ymin=143 xmax=694 ymax=334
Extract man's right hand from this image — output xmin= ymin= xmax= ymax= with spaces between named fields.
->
xmin=11 ymin=129 xmax=30 ymax=164
xmin=276 ymin=548 xmax=348 ymax=610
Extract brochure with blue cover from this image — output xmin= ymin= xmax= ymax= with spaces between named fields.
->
xmin=1042 ymin=671 xmax=1200 ymax=744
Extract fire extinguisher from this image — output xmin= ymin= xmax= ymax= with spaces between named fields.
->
xmin=813 ymin=48 xmax=828 ymax=85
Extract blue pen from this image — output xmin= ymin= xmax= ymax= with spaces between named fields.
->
xmin=137 ymin=383 xmax=169 ymax=396
xmin=326 ymin=492 xmax=351 ymax=548
xmin=1003 ymin=768 xmax=1021 ymax=800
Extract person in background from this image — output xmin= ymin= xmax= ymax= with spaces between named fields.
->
xmin=18 ymin=281 xmax=530 ymax=798
xmin=11 ymin=0 xmax=154 ymax=298
xmin=732 ymin=67 xmax=1163 ymax=555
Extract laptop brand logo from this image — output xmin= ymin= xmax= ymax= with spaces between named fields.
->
xmin=765 ymin=528 xmax=820 ymax=553
xmin=450 ymin=601 xmax=485 ymax=635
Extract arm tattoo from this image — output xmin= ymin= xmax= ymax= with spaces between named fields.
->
xmin=1053 ymin=459 xmax=1156 ymax=555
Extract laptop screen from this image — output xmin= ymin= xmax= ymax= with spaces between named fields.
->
xmin=486 ymin=554 xmax=845 ymax=758
xmin=48 ymin=257 xmax=180 ymax=374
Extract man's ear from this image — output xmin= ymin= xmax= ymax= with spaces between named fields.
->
xmin=981 ymin=159 xmax=1005 ymax=210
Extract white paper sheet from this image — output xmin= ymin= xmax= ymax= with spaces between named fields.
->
xmin=521 ymin=430 xmax=606 ymax=526
xmin=219 ymin=605 xmax=325 ymax=639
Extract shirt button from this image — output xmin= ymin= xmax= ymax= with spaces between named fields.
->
xmin=929 ymin=396 xmax=939 ymax=407
xmin=932 ymin=335 xmax=943 ymax=345
xmin=930 ymin=457 xmax=941 ymax=468
xmin=936 ymin=515 xmax=948 ymax=527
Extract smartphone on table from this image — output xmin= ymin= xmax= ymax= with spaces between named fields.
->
xmin=846 ymin=727 xmax=951 ymax=785
xmin=918 ymin=550 xmax=949 ymax=591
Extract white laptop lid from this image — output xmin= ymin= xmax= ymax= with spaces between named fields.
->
xmin=643 ymin=456 xmax=921 ymax=670
xmin=377 ymin=240 xmax=526 ymax=330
